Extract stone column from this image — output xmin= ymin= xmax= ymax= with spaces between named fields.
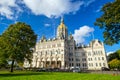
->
xmin=61 ymin=61 xmax=65 ymax=69
xmin=50 ymin=60 xmax=51 ymax=68
xmin=41 ymin=61 xmax=44 ymax=68
xmin=43 ymin=61 xmax=44 ymax=68
xmin=39 ymin=61 xmax=41 ymax=68
xmin=55 ymin=60 xmax=57 ymax=68
xmin=45 ymin=61 xmax=46 ymax=68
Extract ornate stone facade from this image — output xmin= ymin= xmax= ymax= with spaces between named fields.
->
xmin=24 ymin=18 xmax=108 ymax=70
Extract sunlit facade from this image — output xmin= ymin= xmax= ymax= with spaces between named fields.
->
xmin=24 ymin=19 xmax=108 ymax=70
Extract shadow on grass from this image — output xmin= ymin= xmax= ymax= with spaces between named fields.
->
xmin=0 ymin=72 xmax=53 ymax=77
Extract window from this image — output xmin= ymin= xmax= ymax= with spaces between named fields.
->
xmin=98 ymin=57 xmax=100 ymax=60
xmin=45 ymin=51 xmax=47 ymax=54
xmin=69 ymin=63 xmax=71 ymax=66
xmin=103 ymin=63 xmax=105 ymax=66
xmin=91 ymin=58 xmax=92 ymax=61
xmin=88 ymin=58 xmax=92 ymax=61
xmin=72 ymin=58 xmax=73 ymax=61
xmin=89 ymin=63 xmax=91 ymax=67
xmin=76 ymin=63 xmax=78 ymax=66
xmin=82 ymin=63 xmax=84 ymax=67
xmin=84 ymin=63 xmax=87 ymax=67
xmin=72 ymin=63 xmax=74 ymax=66
xmin=88 ymin=58 xmax=90 ymax=61
xmin=70 ymin=47 xmax=73 ymax=50
xmin=102 ymin=57 xmax=104 ymax=60
xmin=99 ymin=63 xmax=101 ymax=66
xmin=69 ymin=58 xmax=71 ymax=61
xmin=82 ymin=63 xmax=87 ymax=67
xmin=82 ymin=58 xmax=86 ymax=61
xmin=82 ymin=53 xmax=85 ymax=56
xmin=101 ymin=51 xmax=103 ymax=55
xmin=76 ymin=58 xmax=80 ymax=61
xmin=75 ymin=53 xmax=80 ymax=57
xmin=96 ymin=63 xmax=98 ymax=67
xmin=69 ymin=53 xmax=73 ymax=56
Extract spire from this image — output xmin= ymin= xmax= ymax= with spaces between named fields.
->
xmin=41 ymin=35 xmax=46 ymax=41
xmin=57 ymin=17 xmax=68 ymax=40
xmin=61 ymin=16 xmax=64 ymax=24
xmin=69 ymin=32 xmax=73 ymax=40
xmin=58 ymin=17 xmax=66 ymax=29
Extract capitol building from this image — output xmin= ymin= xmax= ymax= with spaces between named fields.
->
xmin=24 ymin=18 xmax=108 ymax=70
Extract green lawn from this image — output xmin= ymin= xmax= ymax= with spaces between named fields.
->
xmin=0 ymin=71 xmax=120 ymax=80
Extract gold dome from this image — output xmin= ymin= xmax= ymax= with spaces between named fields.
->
xmin=58 ymin=18 xmax=67 ymax=29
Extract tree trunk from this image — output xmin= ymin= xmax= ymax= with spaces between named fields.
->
xmin=10 ymin=60 xmax=14 ymax=72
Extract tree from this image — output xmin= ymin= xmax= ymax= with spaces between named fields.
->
xmin=108 ymin=59 xmax=120 ymax=70
xmin=108 ymin=53 xmax=119 ymax=61
xmin=0 ymin=22 xmax=37 ymax=72
xmin=108 ymin=49 xmax=120 ymax=61
xmin=0 ymin=36 xmax=8 ymax=68
xmin=0 ymin=58 xmax=8 ymax=68
xmin=108 ymin=49 xmax=120 ymax=69
xmin=94 ymin=0 xmax=120 ymax=45
xmin=116 ymin=49 xmax=120 ymax=58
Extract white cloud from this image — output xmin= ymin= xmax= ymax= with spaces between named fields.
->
xmin=22 ymin=0 xmax=84 ymax=18
xmin=84 ymin=0 xmax=95 ymax=6
xmin=73 ymin=25 xmax=94 ymax=44
xmin=0 ymin=0 xmax=96 ymax=19
xmin=95 ymin=6 xmax=102 ymax=12
xmin=106 ymin=51 xmax=115 ymax=56
xmin=44 ymin=23 xmax=51 ymax=27
xmin=0 ymin=0 xmax=22 ymax=19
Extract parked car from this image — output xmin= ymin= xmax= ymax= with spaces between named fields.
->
xmin=101 ymin=67 xmax=110 ymax=71
xmin=36 ymin=68 xmax=46 ymax=72
xmin=46 ymin=68 xmax=54 ymax=72
xmin=72 ymin=68 xmax=80 ymax=72
xmin=15 ymin=67 xmax=23 ymax=70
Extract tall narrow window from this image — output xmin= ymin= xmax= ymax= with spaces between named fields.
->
xmin=102 ymin=57 xmax=104 ymax=60
xmin=96 ymin=63 xmax=98 ymax=67
xmin=103 ymin=63 xmax=105 ymax=66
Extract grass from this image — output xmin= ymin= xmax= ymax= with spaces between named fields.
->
xmin=0 ymin=71 xmax=120 ymax=80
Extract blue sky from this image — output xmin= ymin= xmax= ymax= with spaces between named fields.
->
xmin=0 ymin=0 xmax=119 ymax=54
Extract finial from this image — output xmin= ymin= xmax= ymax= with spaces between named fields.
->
xmin=70 ymin=32 xmax=72 ymax=35
xmin=41 ymin=35 xmax=45 ymax=39
xmin=61 ymin=16 xmax=64 ymax=23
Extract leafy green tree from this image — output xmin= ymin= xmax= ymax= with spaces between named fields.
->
xmin=108 ymin=49 xmax=120 ymax=69
xmin=108 ymin=52 xmax=119 ymax=61
xmin=116 ymin=49 xmax=120 ymax=58
xmin=0 ymin=58 xmax=8 ymax=68
xmin=94 ymin=0 xmax=120 ymax=45
xmin=108 ymin=49 xmax=120 ymax=61
xmin=108 ymin=59 xmax=120 ymax=70
xmin=0 ymin=22 xmax=37 ymax=72
xmin=0 ymin=36 xmax=8 ymax=68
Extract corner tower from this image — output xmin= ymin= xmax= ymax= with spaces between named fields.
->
xmin=57 ymin=18 xmax=68 ymax=40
